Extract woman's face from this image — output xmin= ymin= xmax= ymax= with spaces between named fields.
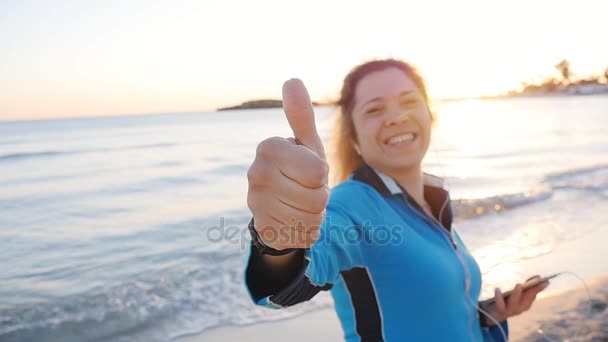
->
xmin=351 ymin=68 xmax=432 ymax=175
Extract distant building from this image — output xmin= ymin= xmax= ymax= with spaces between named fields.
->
xmin=567 ymin=82 xmax=608 ymax=95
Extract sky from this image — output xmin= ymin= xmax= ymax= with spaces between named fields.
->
xmin=1 ymin=0 xmax=607 ymax=121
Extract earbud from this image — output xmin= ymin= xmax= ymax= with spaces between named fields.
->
xmin=354 ymin=143 xmax=361 ymax=156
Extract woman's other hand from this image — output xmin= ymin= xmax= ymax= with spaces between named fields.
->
xmin=482 ymin=275 xmax=550 ymax=325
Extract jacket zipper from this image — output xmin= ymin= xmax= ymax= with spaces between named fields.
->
xmin=398 ymin=191 xmax=456 ymax=248
xmin=400 ymin=194 xmax=478 ymax=341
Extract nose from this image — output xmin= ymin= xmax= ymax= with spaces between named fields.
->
xmin=384 ymin=103 xmax=408 ymax=126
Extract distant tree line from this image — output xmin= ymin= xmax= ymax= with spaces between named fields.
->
xmin=513 ymin=60 xmax=608 ymax=96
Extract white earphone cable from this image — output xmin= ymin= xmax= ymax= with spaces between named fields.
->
xmin=430 ymin=147 xmax=594 ymax=342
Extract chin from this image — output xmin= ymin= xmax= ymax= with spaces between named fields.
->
xmin=382 ymin=156 xmax=423 ymax=173
xmin=390 ymin=161 xmax=421 ymax=172
xmin=387 ymin=150 xmax=424 ymax=167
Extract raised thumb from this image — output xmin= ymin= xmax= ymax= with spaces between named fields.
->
xmin=282 ymin=78 xmax=326 ymax=159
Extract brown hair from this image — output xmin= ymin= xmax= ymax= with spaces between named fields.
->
xmin=330 ymin=59 xmax=433 ymax=185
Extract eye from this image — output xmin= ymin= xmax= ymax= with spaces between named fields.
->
xmin=366 ymin=106 xmax=383 ymax=116
xmin=401 ymin=99 xmax=418 ymax=107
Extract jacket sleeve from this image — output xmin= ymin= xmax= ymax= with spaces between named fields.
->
xmin=480 ymin=319 xmax=509 ymax=342
xmin=244 ymin=199 xmax=364 ymax=308
xmin=244 ymin=241 xmax=331 ymax=308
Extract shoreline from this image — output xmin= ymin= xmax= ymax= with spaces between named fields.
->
xmin=182 ymin=217 xmax=608 ymax=341
xmin=180 ymin=274 xmax=608 ymax=342
xmin=178 ymin=307 xmax=343 ymax=342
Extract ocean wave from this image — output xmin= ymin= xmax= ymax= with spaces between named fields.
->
xmin=467 ymin=147 xmax=554 ymax=159
xmin=0 ymin=256 xmax=329 ymax=342
xmin=0 ymin=139 xmax=24 ymax=146
xmin=452 ymin=184 xmax=553 ymax=220
xmin=452 ymin=164 xmax=608 ymax=220
xmin=129 ymin=142 xmax=177 ymax=150
xmin=452 ymin=163 xmax=608 ymax=220
xmin=544 ymin=163 xmax=608 ymax=182
xmin=0 ymin=143 xmax=180 ymax=164
xmin=0 ymin=151 xmax=80 ymax=162
xmin=101 ymin=175 xmax=204 ymax=195
xmin=153 ymin=161 xmax=184 ymax=168
xmin=544 ymin=163 xmax=608 ymax=195
xmin=206 ymin=163 xmax=249 ymax=175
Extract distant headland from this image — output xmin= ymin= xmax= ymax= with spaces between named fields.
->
xmin=218 ymin=99 xmax=324 ymax=111
xmin=502 ymin=60 xmax=608 ymax=98
xmin=218 ymin=60 xmax=608 ymax=109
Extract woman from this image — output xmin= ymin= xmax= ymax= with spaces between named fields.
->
xmin=244 ymin=59 xmax=547 ymax=341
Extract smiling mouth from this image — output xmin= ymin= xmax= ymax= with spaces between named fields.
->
xmin=384 ymin=132 xmax=417 ymax=145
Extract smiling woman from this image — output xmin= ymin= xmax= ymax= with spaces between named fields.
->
xmin=243 ymin=59 xmax=550 ymax=341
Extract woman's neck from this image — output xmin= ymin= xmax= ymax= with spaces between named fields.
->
xmin=383 ymin=164 xmax=425 ymax=206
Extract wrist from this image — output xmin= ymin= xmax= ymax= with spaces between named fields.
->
xmin=248 ymin=218 xmax=301 ymax=256
xmin=479 ymin=309 xmax=506 ymax=327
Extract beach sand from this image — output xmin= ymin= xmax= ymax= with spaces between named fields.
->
xmin=183 ymin=308 xmax=343 ymax=341
xmin=509 ymin=275 xmax=608 ymax=342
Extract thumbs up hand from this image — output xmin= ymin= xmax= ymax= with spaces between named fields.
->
xmin=282 ymin=79 xmax=326 ymax=160
xmin=247 ymin=79 xmax=329 ymax=250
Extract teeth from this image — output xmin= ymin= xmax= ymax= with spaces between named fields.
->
xmin=387 ymin=133 xmax=415 ymax=145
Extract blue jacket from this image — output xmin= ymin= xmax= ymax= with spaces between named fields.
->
xmin=245 ymin=163 xmax=508 ymax=341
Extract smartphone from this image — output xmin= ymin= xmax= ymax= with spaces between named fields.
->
xmin=479 ymin=273 xmax=560 ymax=308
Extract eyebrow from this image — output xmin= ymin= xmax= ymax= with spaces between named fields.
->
xmin=357 ymin=90 xmax=416 ymax=111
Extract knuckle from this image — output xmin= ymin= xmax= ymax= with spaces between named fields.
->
xmin=318 ymin=158 xmax=330 ymax=176
xmin=255 ymin=139 xmax=272 ymax=160
xmin=310 ymin=201 xmax=326 ymax=215
xmin=256 ymin=137 xmax=283 ymax=159
xmin=247 ymin=163 xmax=263 ymax=185
xmin=246 ymin=193 xmax=258 ymax=212
xmin=311 ymin=159 xmax=329 ymax=184
xmin=320 ymin=186 xmax=330 ymax=205
xmin=310 ymin=188 xmax=329 ymax=213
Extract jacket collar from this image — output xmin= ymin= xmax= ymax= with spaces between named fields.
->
xmin=351 ymin=162 xmax=453 ymax=230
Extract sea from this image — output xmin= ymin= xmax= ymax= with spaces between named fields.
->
xmin=1 ymin=95 xmax=607 ymax=341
